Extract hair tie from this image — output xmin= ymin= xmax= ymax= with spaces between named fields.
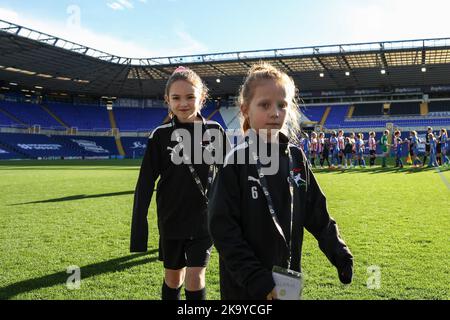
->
xmin=174 ymin=66 xmax=188 ymax=73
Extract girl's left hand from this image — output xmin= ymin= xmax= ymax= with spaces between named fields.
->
xmin=266 ymin=289 xmax=278 ymax=300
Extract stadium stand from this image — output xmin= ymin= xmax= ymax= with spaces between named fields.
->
xmin=428 ymin=100 xmax=450 ymax=112
xmin=0 ymin=133 xmax=120 ymax=159
xmin=0 ymin=99 xmax=449 ymax=159
xmin=300 ymin=106 xmax=327 ymax=123
xmin=45 ymin=102 xmax=111 ymax=131
xmin=52 ymin=135 xmax=119 ymax=158
xmin=0 ymin=133 xmax=73 ymax=159
xmin=203 ymin=104 xmax=227 ymax=128
xmin=339 ymin=117 xmax=450 ymax=129
xmin=0 ymin=108 xmax=23 ymax=128
xmin=0 ymin=147 xmax=25 ymax=160
xmin=298 ymin=102 xmax=450 ymax=130
xmin=352 ymin=103 xmax=384 ymax=117
xmin=389 ymin=102 xmax=421 ymax=115
xmin=324 ymin=105 xmax=350 ymax=127
xmin=0 ymin=101 xmax=63 ymax=129
xmin=113 ymin=107 xmax=168 ymax=132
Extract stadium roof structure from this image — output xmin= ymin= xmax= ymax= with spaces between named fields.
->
xmin=1 ymin=19 xmax=450 ymax=99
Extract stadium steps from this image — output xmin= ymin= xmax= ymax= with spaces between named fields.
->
xmin=320 ymin=107 xmax=332 ymax=126
xmin=207 ymin=109 xmax=221 ymax=120
xmin=107 ymin=110 xmax=126 ymax=157
xmin=0 ymin=107 xmax=29 ymax=128
xmin=114 ymin=136 xmax=126 ymax=157
xmin=297 ymin=107 xmax=312 ymax=122
xmin=40 ymin=104 xmax=70 ymax=128
xmin=220 ymin=107 xmax=241 ymax=130
xmin=420 ymin=102 xmax=428 ymax=115
xmin=347 ymin=105 xmax=355 ymax=119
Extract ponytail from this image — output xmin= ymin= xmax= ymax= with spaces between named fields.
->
xmin=242 ymin=117 xmax=251 ymax=133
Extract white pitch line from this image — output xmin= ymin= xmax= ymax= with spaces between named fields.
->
xmin=435 ymin=167 xmax=450 ymax=191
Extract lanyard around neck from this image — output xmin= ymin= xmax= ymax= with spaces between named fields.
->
xmin=172 ymin=116 xmax=215 ymax=203
xmin=252 ymin=144 xmax=295 ymax=270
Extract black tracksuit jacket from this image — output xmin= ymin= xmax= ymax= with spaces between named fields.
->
xmin=208 ymin=134 xmax=353 ymax=300
xmin=130 ymin=115 xmax=227 ymax=252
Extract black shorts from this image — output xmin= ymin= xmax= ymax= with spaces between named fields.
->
xmin=158 ymin=236 xmax=213 ymax=270
xmin=426 ymin=145 xmax=430 ymax=153
xmin=436 ymin=144 xmax=441 ymax=154
xmin=370 ymin=150 xmax=376 ymax=156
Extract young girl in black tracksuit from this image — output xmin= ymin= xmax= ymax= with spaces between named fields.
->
xmin=130 ymin=67 xmax=228 ymax=300
xmin=321 ymin=137 xmax=331 ymax=168
xmin=208 ymin=62 xmax=353 ymax=300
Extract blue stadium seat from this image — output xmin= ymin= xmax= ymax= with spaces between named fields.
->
xmin=46 ymin=102 xmax=111 ymax=130
xmin=114 ymin=107 xmax=168 ymax=132
xmin=0 ymin=110 xmax=23 ymax=128
xmin=0 ymin=133 xmax=119 ymax=159
xmin=325 ymin=105 xmax=350 ymax=127
xmin=0 ymin=145 xmax=27 ymax=160
xmin=300 ymin=106 xmax=327 ymax=122
xmin=0 ymin=133 xmax=74 ymax=159
xmin=0 ymin=101 xmax=63 ymax=129
xmin=52 ymin=135 xmax=119 ymax=157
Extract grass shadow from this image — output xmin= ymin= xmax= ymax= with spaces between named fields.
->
xmin=10 ymin=191 xmax=136 ymax=206
xmin=0 ymin=250 xmax=158 ymax=300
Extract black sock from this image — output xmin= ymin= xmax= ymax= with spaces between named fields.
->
xmin=423 ymin=156 xmax=427 ymax=164
xmin=162 ymin=281 xmax=181 ymax=300
xmin=185 ymin=288 xmax=206 ymax=300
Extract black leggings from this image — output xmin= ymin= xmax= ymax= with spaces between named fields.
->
xmin=320 ymin=155 xmax=330 ymax=167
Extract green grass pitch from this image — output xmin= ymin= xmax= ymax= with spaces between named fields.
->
xmin=0 ymin=160 xmax=449 ymax=300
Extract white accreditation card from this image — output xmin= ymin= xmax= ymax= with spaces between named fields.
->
xmin=272 ymin=266 xmax=303 ymax=300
